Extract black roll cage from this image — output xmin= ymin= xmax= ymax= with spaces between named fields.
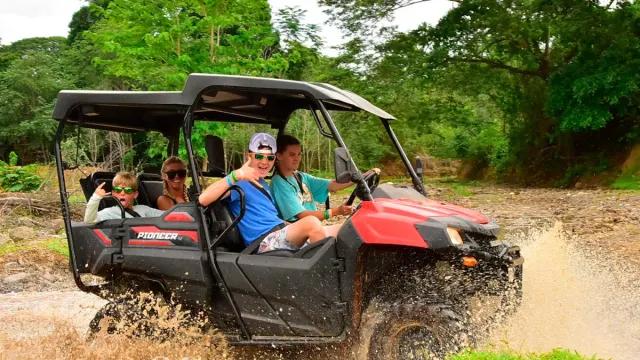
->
xmin=52 ymin=75 xmax=426 ymax=337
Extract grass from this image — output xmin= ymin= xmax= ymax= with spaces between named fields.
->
xmin=0 ymin=237 xmax=69 ymax=257
xmin=450 ymin=349 xmax=598 ymax=360
xmin=45 ymin=237 xmax=69 ymax=257
xmin=610 ymin=173 xmax=640 ymax=190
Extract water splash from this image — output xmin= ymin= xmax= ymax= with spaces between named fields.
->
xmin=487 ymin=222 xmax=640 ymax=359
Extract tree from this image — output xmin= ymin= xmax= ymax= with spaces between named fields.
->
xmin=320 ymin=0 xmax=640 ymax=182
xmin=0 ymin=37 xmax=75 ymax=162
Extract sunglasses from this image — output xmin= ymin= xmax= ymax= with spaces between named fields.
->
xmin=113 ymin=186 xmax=135 ymax=194
xmin=165 ymin=169 xmax=187 ymax=180
xmin=254 ymin=153 xmax=276 ymax=161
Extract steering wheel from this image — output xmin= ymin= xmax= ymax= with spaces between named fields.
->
xmin=346 ymin=170 xmax=380 ymax=206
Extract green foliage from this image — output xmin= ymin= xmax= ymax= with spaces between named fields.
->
xmin=0 ymin=152 xmax=43 ymax=192
xmin=46 ymin=238 xmax=70 ymax=257
xmin=321 ymin=0 xmax=640 ymax=183
xmin=611 ymin=173 xmax=640 ymax=190
xmin=449 ymin=348 xmax=596 ymax=360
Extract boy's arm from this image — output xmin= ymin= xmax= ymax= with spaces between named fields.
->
xmin=198 ymin=159 xmax=261 ymax=206
xmin=84 ymin=182 xmax=109 ymax=224
xmin=83 ymin=193 xmax=103 ymax=224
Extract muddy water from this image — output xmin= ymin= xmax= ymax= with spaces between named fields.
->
xmin=2 ymin=224 xmax=640 ymax=359
xmin=488 ymin=222 xmax=640 ymax=359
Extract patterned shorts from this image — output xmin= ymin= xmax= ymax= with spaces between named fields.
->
xmin=257 ymin=227 xmax=298 ymax=254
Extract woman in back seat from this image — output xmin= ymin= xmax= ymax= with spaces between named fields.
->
xmin=157 ymin=156 xmax=190 ymax=210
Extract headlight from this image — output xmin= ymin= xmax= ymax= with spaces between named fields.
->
xmin=447 ymin=227 xmax=463 ymax=246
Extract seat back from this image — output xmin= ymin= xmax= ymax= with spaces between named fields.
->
xmin=79 ymin=171 xmax=117 ymax=210
xmin=204 ymin=135 xmax=226 ymax=177
xmin=137 ymin=173 xmax=164 ymax=208
xmin=212 ymin=201 xmax=245 ymax=252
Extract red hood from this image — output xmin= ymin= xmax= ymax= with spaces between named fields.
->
xmin=349 ymin=198 xmax=490 ymax=248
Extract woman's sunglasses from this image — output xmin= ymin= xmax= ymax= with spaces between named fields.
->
xmin=165 ymin=169 xmax=187 ymax=180
xmin=113 ymin=186 xmax=135 ymax=194
xmin=254 ymin=153 xmax=276 ymax=161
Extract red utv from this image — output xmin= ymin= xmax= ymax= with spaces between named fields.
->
xmin=52 ymin=74 xmax=523 ymax=359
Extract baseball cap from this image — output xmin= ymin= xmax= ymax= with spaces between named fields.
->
xmin=248 ymin=132 xmax=277 ymax=153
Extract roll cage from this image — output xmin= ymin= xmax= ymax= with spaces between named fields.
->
xmin=52 ymin=73 xmax=426 ymax=321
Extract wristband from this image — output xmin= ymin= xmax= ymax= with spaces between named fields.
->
xmin=225 ymin=175 xmax=233 ymax=187
xmin=324 ymin=209 xmax=330 ymax=220
xmin=230 ymin=170 xmax=238 ymax=183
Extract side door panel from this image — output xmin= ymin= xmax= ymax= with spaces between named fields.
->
xmin=236 ymin=239 xmax=344 ymax=337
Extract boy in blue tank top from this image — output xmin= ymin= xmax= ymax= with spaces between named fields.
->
xmin=198 ymin=133 xmax=340 ymax=253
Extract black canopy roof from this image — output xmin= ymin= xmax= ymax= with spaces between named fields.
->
xmin=52 ymin=73 xmax=395 ymax=133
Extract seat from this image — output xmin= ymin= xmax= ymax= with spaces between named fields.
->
xmin=79 ymin=171 xmax=117 ymax=210
xmin=212 ymin=201 xmax=245 ymax=252
xmin=203 ymin=135 xmax=226 ymax=177
xmin=137 ymin=173 xmax=163 ymax=208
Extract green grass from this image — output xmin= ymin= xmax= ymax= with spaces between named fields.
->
xmin=610 ymin=173 xmax=640 ymax=190
xmin=45 ymin=237 xmax=69 ymax=257
xmin=0 ymin=237 xmax=69 ymax=257
xmin=0 ymin=242 xmax=28 ymax=256
xmin=450 ymin=349 xmax=598 ymax=360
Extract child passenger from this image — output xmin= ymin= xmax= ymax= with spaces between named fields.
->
xmin=84 ymin=171 xmax=164 ymax=224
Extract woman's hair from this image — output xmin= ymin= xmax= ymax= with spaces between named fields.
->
xmin=161 ymin=156 xmax=189 ymax=202
xmin=276 ymin=134 xmax=301 ymax=154
xmin=112 ymin=172 xmax=138 ymax=190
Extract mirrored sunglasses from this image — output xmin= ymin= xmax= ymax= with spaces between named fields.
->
xmin=165 ymin=169 xmax=187 ymax=180
xmin=113 ymin=186 xmax=134 ymax=194
xmin=254 ymin=153 xmax=275 ymax=161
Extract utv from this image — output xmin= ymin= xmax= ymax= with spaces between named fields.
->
xmin=52 ymin=74 xmax=523 ymax=359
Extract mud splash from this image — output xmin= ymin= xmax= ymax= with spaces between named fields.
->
xmin=487 ymin=222 xmax=640 ymax=359
xmin=0 ymin=291 xmax=230 ymax=360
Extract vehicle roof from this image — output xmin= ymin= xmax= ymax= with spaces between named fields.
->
xmin=52 ymin=73 xmax=395 ymax=133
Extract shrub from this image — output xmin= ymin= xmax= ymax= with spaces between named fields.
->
xmin=0 ymin=152 xmax=43 ymax=192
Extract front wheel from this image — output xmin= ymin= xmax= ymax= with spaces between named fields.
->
xmin=355 ymin=301 xmax=468 ymax=360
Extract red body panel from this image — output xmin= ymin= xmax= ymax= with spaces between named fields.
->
xmin=350 ymin=198 xmax=490 ymax=248
xmin=93 ymin=229 xmax=112 ymax=246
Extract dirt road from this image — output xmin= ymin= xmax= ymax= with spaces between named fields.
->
xmin=1 ymin=185 xmax=639 ymax=359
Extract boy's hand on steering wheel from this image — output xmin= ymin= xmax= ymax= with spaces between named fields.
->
xmin=334 ymin=203 xmax=353 ymax=216
xmin=363 ymin=168 xmax=381 ymax=177
xmin=94 ymin=182 xmax=110 ymax=198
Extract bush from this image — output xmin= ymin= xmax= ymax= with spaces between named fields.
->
xmin=0 ymin=152 xmax=43 ymax=192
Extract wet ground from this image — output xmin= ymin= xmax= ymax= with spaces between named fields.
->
xmin=1 ymin=185 xmax=639 ymax=359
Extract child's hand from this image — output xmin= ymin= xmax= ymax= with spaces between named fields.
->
xmin=234 ymin=159 xmax=262 ymax=187
xmin=334 ymin=203 xmax=353 ymax=216
xmin=94 ymin=182 xmax=110 ymax=198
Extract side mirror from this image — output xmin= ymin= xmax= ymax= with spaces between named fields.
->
xmin=334 ymin=147 xmax=355 ymax=183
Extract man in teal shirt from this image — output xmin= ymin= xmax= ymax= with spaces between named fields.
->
xmin=272 ymin=134 xmax=372 ymax=222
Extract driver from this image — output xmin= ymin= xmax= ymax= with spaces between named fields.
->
xmin=84 ymin=172 xmax=164 ymax=224
xmin=198 ymin=133 xmax=340 ymax=254
xmin=271 ymin=134 xmax=378 ymax=222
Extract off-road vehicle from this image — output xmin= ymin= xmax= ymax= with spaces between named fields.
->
xmin=53 ymin=74 xmax=523 ymax=359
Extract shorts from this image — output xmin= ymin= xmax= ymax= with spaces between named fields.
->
xmin=257 ymin=227 xmax=298 ymax=254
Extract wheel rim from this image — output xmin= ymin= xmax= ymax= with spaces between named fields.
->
xmin=387 ymin=321 xmax=448 ymax=360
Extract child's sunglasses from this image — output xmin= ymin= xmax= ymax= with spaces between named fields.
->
xmin=112 ymin=186 xmax=134 ymax=194
xmin=165 ymin=169 xmax=187 ymax=180
xmin=254 ymin=153 xmax=275 ymax=161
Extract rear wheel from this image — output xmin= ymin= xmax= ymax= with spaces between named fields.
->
xmin=355 ymin=301 xmax=468 ymax=360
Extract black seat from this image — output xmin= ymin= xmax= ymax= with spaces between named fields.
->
xmin=137 ymin=173 xmax=163 ymax=208
xmin=79 ymin=171 xmax=117 ymax=210
xmin=212 ymin=201 xmax=245 ymax=252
